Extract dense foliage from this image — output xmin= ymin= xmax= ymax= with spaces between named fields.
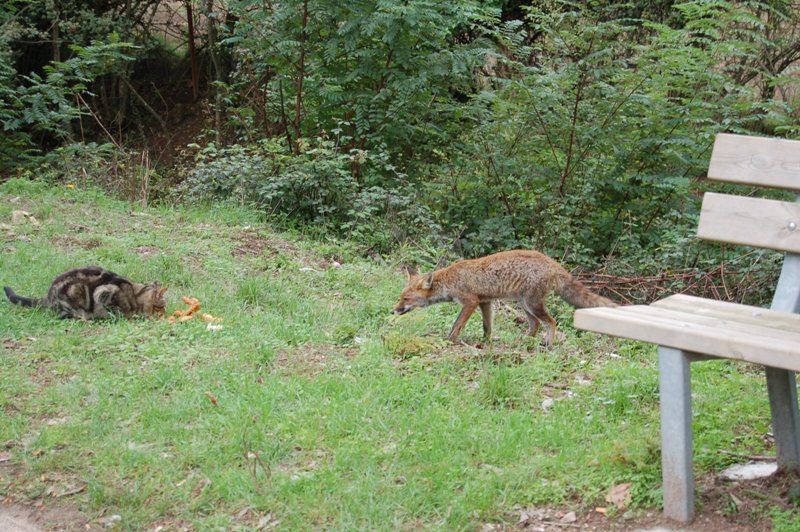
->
xmin=3 ymin=0 xmax=800 ymax=286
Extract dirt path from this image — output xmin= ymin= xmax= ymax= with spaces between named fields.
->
xmin=0 ymin=502 xmax=773 ymax=532
xmin=0 ymin=502 xmax=87 ymax=532
xmin=0 ymin=458 xmax=794 ymax=530
xmin=0 ymin=505 xmax=42 ymax=532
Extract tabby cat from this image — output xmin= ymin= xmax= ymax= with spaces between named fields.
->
xmin=4 ymin=266 xmax=167 ymax=320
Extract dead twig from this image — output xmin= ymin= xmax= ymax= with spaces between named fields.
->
xmin=575 ymin=263 xmax=776 ymax=305
xmin=540 ymin=520 xmax=581 ymax=529
xmin=243 ymin=434 xmax=272 ymax=494
xmin=717 ymin=449 xmax=775 ymax=462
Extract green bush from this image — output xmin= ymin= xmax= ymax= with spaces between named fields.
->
xmin=184 ymin=138 xmax=441 ymax=251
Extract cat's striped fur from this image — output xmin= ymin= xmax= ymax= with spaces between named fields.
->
xmin=4 ymin=266 xmax=167 ymax=320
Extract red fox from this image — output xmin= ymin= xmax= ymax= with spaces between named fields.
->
xmin=393 ymin=250 xmax=616 ymax=345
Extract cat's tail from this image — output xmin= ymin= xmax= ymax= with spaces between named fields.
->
xmin=4 ymin=286 xmax=44 ymax=308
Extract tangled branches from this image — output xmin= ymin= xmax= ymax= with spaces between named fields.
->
xmin=577 ymin=264 xmax=780 ymax=306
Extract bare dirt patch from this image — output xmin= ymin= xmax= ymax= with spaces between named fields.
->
xmin=232 ymin=233 xmax=269 ymax=258
xmin=138 ymin=101 xmax=208 ymax=168
xmin=276 ymin=446 xmax=330 ymax=480
xmin=2 ymin=338 xmax=31 ymax=352
xmin=51 ymin=236 xmax=102 ymax=251
xmin=231 ymin=229 xmax=344 ymax=274
xmin=231 ymin=229 xmax=302 ymax=260
xmin=145 ymin=515 xmax=194 ymax=531
xmin=272 ymin=344 xmax=358 ymax=380
xmin=1 ymin=461 xmax=89 ymax=532
xmin=497 ymin=467 xmax=799 ymax=531
xmin=0 ymin=502 xmax=88 ymax=532
xmin=532 ymin=508 xmax=771 ymax=531
xmin=693 ymin=466 xmax=799 ymax=530
xmin=134 ymin=245 xmax=160 ymax=257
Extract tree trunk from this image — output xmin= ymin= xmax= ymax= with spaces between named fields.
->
xmin=293 ymin=0 xmax=309 ymax=154
xmin=205 ymin=0 xmax=224 ymax=143
xmin=52 ymin=18 xmax=75 ymax=140
xmin=186 ymin=1 xmax=199 ymax=101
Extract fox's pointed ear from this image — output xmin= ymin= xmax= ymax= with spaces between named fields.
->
xmin=404 ymin=265 xmax=418 ymax=280
xmin=421 ymin=272 xmax=434 ymax=290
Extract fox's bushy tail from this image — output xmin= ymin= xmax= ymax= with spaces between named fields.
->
xmin=557 ymin=276 xmax=617 ymax=309
xmin=4 ymin=286 xmax=44 ymax=308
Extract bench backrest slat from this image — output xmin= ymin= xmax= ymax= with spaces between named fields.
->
xmin=709 ymin=134 xmax=800 ymax=190
xmin=697 ymin=192 xmax=800 ymax=253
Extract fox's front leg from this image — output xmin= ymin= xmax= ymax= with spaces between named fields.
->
xmin=448 ymin=299 xmax=479 ymax=342
xmin=479 ymin=302 xmax=493 ymax=340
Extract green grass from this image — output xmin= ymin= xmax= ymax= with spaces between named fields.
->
xmin=0 ymin=178 xmax=790 ymax=529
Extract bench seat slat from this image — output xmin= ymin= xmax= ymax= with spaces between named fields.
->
xmin=573 ymin=303 xmax=800 ymax=371
xmin=708 ymin=133 xmax=800 ymax=190
xmin=652 ymin=294 xmax=800 ymax=333
xmin=636 ymin=304 xmax=800 ymax=344
xmin=575 ymin=305 xmax=800 ymax=351
xmin=698 ymin=193 xmax=800 ymax=253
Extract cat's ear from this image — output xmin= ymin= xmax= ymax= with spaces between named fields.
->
xmin=158 ymin=287 xmax=168 ymax=297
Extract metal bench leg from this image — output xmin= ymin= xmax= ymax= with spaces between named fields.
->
xmin=659 ymin=346 xmax=694 ymax=523
xmin=765 ymin=367 xmax=800 ymax=471
xmin=768 ymin=252 xmax=800 ymax=470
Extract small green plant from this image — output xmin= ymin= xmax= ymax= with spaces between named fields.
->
xmin=478 ymin=363 xmax=524 ymax=408
xmin=381 ymin=330 xmax=449 ymax=358
xmin=236 ymin=278 xmax=264 ymax=305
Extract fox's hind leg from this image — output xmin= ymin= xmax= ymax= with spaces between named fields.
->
xmin=521 ymin=297 xmax=557 ymax=346
xmin=519 ymin=299 xmax=540 ymax=337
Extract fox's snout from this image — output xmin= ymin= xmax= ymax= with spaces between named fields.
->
xmin=394 ymin=278 xmax=432 ymax=316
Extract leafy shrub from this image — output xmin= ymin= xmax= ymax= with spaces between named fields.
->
xmin=0 ymin=38 xmax=135 ymax=171
xmin=184 ymin=138 xmax=358 ymax=221
xmin=184 ymin=138 xmax=440 ymax=251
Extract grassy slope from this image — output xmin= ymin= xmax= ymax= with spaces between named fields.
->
xmin=0 ymin=179 xmax=793 ymax=529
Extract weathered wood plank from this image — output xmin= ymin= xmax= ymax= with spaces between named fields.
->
xmin=653 ymin=294 xmax=800 ymax=333
xmin=640 ymin=304 xmax=800 ymax=343
xmin=573 ymin=305 xmax=800 ymax=371
xmin=697 ymin=193 xmax=800 ymax=253
xmin=708 ymin=133 xmax=800 ymax=190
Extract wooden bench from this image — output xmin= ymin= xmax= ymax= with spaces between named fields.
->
xmin=573 ymin=133 xmax=800 ymax=523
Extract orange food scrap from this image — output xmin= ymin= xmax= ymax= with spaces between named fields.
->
xmin=176 ymin=297 xmax=200 ymax=315
xmin=169 ymin=296 xmax=222 ymax=324
xmin=201 ymin=313 xmax=223 ymax=323
xmin=168 ymin=296 xmax=223 ymax=325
